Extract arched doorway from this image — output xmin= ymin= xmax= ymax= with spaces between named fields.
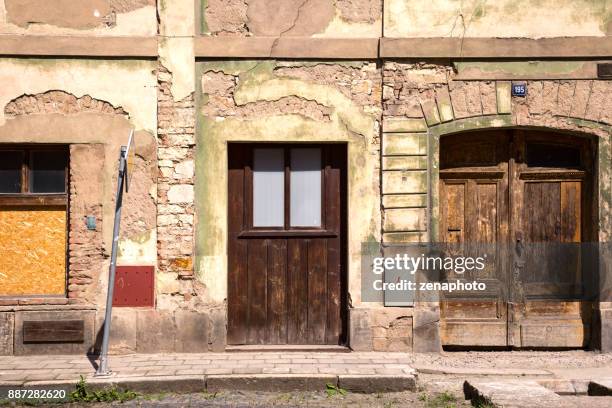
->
xmin=438 ymin=129 xmax=596 ymax=349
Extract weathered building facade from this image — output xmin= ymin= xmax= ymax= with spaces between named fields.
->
xmin=0 ymin=0 xmax=610 ymax=355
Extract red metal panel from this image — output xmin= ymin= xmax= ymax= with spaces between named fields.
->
xmin=112 ymin=266 xmax=154 ymax=307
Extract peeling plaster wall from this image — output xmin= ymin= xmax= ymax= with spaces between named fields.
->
xmin=201 ymin=0 xmax=382 ymax=37
xmin=0 ymin=59 xmax=157 ymax=132
xmin=195 ymin=60 xmax=382 ymax=314
xmin=0 ymin=60 xmax=157 ymax=306
xmin=0 ymin=0 xmax=156 ymax=36
xmin=385 ymin=0 xmax=612 ymax=38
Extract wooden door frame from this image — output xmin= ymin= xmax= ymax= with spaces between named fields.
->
xmin=435 ymin=127 xmax=598 ymax=349
xmin=226 ymin=142 xmax=349 ymax=346
xmin=507 ymin=130 xmax=595 ymax=348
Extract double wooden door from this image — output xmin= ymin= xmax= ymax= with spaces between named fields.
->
xmin=227 ymin=144 xmax=346 ymax=345
xmin=439 ymin=130 xmax=594 ymax=348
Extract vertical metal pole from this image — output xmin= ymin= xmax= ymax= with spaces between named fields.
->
xmin=95 ymin=146 xmax=127 ymax=377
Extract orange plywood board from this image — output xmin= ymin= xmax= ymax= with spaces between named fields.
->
xmin=0 ymin=206 xmax=66 ymax=296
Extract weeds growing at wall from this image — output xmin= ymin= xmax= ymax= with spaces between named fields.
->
xmin=70 ymin=375 xmax=139 ymax=403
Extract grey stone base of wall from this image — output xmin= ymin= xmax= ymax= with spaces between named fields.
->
xmin=101 ymin=308 xmax=226 ymax=354
xmin=0 ymin=307 xmax=226 ymax=355
xmin=2 ymin=305 xmax=610 ymax=354
xmin=1 ymin=309 xmax=97 ymax=356
xmin=348 ymin=307 xmax=415 ymax=352
xmin=597 ymin=308 xmax=612 ymax=353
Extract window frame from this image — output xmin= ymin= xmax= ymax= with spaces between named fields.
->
xmin=0 ymin=145 xmax=69 ymax=206
xmin=244 ymin=144 xmax=329 ymax=233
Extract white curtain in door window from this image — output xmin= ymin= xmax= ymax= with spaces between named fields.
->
xmin=290 ymin=148 xmax=322 ymax=227
xmin=253 ymin=148 xmax=284 ymax=227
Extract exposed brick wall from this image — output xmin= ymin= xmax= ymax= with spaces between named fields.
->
xmin=5 ymin=91 xmax=126 ymax=117
xmin=68 ymin=144 xmax=106 ymax=302
xmin=156 ymin=66 xmax=196 ymax=285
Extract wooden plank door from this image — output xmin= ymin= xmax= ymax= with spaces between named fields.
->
xmin=439 ymin=130 xmax=594 ymax=349
xmin=508 ymin=130 xmax=593 ymax=348
xmin=439 ymin=131 xmax=511 ymax=347
xmin=227 ymin=144 xmax=346 ymax=346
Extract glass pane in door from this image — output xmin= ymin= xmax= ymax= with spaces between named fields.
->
xmin=253 ymin=148 xmax=284 ymax=227
xmin=290 ymin=148 xmax=322 ymax=227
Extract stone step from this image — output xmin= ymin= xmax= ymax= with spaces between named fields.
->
xmin=225 ymin=345 xmax=351 ymax=353
xmin=464 ymin=380 xmax=575 ymax=408
xmin=589 ymin=379 xmax=612 ymax=396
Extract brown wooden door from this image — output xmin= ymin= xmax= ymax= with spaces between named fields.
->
xmin=439 ymin=131 xmax=511 ymax=347
xmin=508 ymin=131 xmax=593 ymax=348
xmin=227 ymin=144 xmax=346 ymax=345
xmin=439 ymin=130 xmax=593 ymax=349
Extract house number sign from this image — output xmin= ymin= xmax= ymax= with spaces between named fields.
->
xmin=512 ymin=82 xmax=527 ymax=97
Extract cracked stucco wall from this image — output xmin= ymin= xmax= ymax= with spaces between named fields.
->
xmin=195 ymin=60 xmax=382 ymax=308
xmin=385 ymin=0 xmax=612 ymax=38
xmin=0 ymin=59 xmax=158 ymax=305
xmin=201 ymin=0 xmax=382 ymax=37
xmin=0 ymin=0 xmax=156 ymax=36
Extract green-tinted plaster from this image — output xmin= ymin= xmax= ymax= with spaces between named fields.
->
xmin=194 ymin=60 xmax=381 ymax=304
xmin=429 ymin=115 xmax=513 ymax=137
xmin=383 ymin=118 xmax=428 ymax=133
xmin=274 ymin=61 xmax=368 ymax=69
xmin=2 ymin=57 xmax=154 ymax=72
xmin=200 ymin=0 xmax=208 ymax=34
xmin=473 ymin=4 xmax=485 ymax=19
xmin=455 ymin=61 xmax=591 ymax=78
xmin=200 ymin=60 xmax=259 ymax=77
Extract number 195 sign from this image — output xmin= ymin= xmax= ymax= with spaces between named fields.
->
xmin=512 ymin=82 xmax=527 ymax=97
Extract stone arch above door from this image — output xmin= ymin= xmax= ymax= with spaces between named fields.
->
xmin=380 ymin=68 xmax=612 ymax=245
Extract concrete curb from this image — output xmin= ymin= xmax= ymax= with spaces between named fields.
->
xmin=206 ymin=374 xmax=336 ymax=392
xmin=338 ymin=375 xmax=417 ymax=393
xmin=0 ymin=373 xmax=417 ymax=394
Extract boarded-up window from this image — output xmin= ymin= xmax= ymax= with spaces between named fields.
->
xmin=0 ymin=147 xmax=68 ymax=296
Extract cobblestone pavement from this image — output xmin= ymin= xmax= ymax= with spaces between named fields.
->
xmin=0 ymin=352 xmax=414 ymax=382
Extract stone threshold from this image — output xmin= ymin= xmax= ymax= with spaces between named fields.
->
xmin=225 ymin=345 xmax=351 ymax=353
